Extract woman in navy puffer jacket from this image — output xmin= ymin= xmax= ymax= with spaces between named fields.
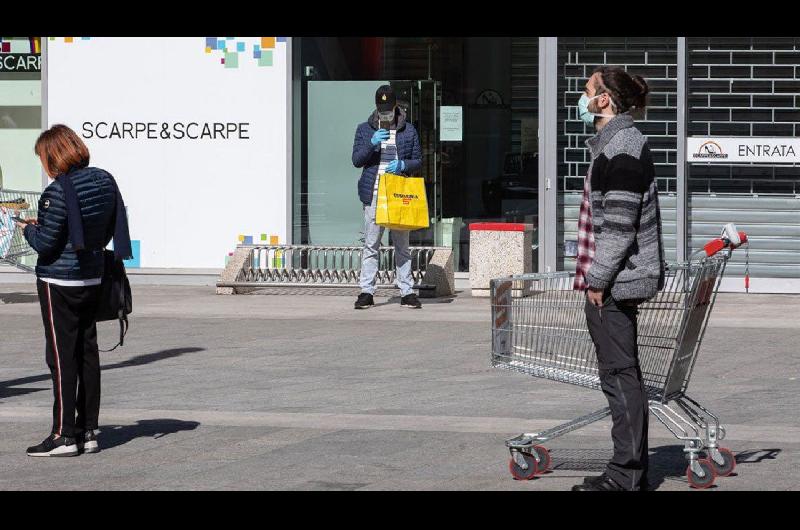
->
xmin=18 ymin=124 xmax=122 ymax=458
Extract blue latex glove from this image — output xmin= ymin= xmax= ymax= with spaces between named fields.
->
xmin=370 ymin=128 xmax=390 ymax=146
xmin=386 ymin=159 xmax=405 ymax=174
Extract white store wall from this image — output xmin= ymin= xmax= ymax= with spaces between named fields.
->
xmin=45 ymin=37 xmax=292 ymax=269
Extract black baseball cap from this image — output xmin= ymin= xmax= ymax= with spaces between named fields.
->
xmin=375 ymin=85 xmax=396 ymax=112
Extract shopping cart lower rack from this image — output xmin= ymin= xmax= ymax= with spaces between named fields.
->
xmin=0 ymin=188 xmax=42 ymax=273
xmin=491 ymin=225 xmax=748 ymax=489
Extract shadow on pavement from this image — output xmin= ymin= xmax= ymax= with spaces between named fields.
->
xmin=0 ymin=292 xmax=39 ymax=304
xmin=372 ymin=296 xmax=454 ymax=307
xmin=101 ymin=347 xmax=205 ymax=370
xmin=98 ymin=419 xmax=200 ymax=450
xmin=547 ymin=444 xmax=780 ymax=490
xmin=549 ymin=446 xmax=685 ymax=490
xmin=735 ymin=448 xmax=782 ymax=464
xmin=549 ymin=448 xmax=609 ymax=473
xmin=0 ymin=347 xmax=205 ymax=399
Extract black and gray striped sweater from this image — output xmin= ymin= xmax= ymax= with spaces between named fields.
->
xmin=584 ymin=114 xmax=666 ymax=301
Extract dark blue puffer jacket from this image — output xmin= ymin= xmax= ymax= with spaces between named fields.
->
xmin=24 ymin=167 xmax=117 ymax=281
xmin=352 ymin=108 xmax=422 ymax=205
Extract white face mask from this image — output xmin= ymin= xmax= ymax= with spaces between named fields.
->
xmin=578 ymin=93 xmax=617 ymax=126
xmin=377 ymin=110 xmax=395 ymax=122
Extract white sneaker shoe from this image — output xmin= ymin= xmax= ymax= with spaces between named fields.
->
xmin=27 ymin=434 xmax=78 ymax=457
xmin=77 ymin=430 xmax=100 ymax=454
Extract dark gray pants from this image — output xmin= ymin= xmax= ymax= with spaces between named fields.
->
xmin=585 ymin=293 xmax=649 ymax=491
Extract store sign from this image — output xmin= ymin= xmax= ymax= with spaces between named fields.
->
xmin=81 ymin=121 xmax=251 ymax=140
xmin=0 ymin=54 xmax=41 ymax=72
xmin=47 ymin=37 xmax=290 ymax=269
xmin=688 ymin=137 xmax=800 ymax=164
xmin=440 ymin=106 xmax=462 ymax=142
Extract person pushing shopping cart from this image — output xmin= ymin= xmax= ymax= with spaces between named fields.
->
xmin=493 ymin=66 xmax=747 ymax=490
xmin=569 ymin=66 xmax=662 ymax=491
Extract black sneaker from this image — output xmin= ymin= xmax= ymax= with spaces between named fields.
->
xmin=400 ymin=293 xmax=422 ymax=309
xmin=76 ymin=430 xmax=99 ymax=454
xmin=572 ymin=473 xmax=641 ymax=491
xmin=27 ymin=434 xmax=78 ymax=457
xmin=354 ymin=293 xmax=374 ymax=309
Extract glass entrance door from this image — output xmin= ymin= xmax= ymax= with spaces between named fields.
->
xmin=298 ymin=79 xmax=441 ymax=247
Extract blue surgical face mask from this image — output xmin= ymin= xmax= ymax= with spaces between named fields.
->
xmin=578 ymin=93 xmax=616 ymax=127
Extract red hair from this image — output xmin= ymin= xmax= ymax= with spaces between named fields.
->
xmin=34 ymin=124 xmax=90 ymax=177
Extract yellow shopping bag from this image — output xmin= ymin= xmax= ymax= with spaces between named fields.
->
xmin=375 ymin=173 xmax=430 ymax=231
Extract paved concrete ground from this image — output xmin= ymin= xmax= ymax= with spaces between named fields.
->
xmin=0 ymin=283 xmax=797 ymax=490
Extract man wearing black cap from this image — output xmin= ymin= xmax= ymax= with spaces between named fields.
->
xmin=352 ymin=84 xmax=423 ymax=310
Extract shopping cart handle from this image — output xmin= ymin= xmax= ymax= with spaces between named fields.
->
xmin=702 ymin=231 xmax=748 ymax=257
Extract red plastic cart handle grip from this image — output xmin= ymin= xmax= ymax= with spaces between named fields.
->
xmin=703 ymin=231 xmax=748 ymax=257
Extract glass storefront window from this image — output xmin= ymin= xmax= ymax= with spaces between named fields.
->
xmin=295 ymin=37 xmax=539 ymax=272
xmin=0 ymin=36 xmax=42 ymax=191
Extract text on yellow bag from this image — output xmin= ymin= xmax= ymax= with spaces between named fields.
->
xmin=375 ymin=173 xmax=430 ymax=231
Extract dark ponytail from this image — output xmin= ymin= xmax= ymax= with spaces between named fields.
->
xmin=593 ymin=66 xmax=649 ymax=113
xmin=630 ymin=74 xmax=649 ymax=110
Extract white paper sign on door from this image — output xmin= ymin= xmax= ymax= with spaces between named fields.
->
xmin=440 ymin=106 xmax=463 ymax=142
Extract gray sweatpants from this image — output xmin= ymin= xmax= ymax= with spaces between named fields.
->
xmin=359 ymin=193 xmax=413 ymax=297
xmin=585 ymin=293 xmax=649 ymax=491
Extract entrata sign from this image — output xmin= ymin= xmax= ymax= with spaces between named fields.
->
xmin=688 ymin=137 xmax=800 ymax=164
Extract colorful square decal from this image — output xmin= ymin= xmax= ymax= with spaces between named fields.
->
xmin=204 ymin=37 xmax=283 ymax=68
xmin=1 ymin=42 xmax=9 ymax=53
xmin=123 ymin=240 xmax=141 ymax=268
xmin=258 ymin=50 xmax=273 ymax=67
xmin=243 ymin=235 xmax=253 ymax=245
xmin=64 ymin=37 xmax=74 ymax=43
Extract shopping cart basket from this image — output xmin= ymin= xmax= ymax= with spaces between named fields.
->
xmin=0 ymin=188 xmax=42 ymax=273
xmin=491 ymin=224 xmax=748 ymax=489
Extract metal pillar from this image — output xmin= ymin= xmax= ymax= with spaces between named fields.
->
xmin=41 ymin=37 xmax=48 ymax=190
xmin=538 ymin=37 xmax=558 ymax=273
xmin=676 ymin=37 xmax=688 ymax=262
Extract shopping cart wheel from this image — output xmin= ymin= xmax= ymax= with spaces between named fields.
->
xmin=708 ymin=447 xmax=736 ymax=477
xmin=509 ymin=451 xmax=539 ymax=480
xmin=687 ymin=459 xmax=716 ymax=489
xmin=532 ymin=445 xmax=551 ymax=474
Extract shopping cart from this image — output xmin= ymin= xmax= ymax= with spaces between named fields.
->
xmin=0 ymin=188 xmax=42 ymax=272
xmin=491 ymin=224 xmax=748 ymax=489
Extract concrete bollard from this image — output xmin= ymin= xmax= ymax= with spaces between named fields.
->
xmin=468 ymin=223 xmax=534 ymax=297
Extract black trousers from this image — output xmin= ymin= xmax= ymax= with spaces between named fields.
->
xmin=37 ymin=279 xmax=101 ymax=438
xmin=585 ymin=292 xmax=649 ymax=491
